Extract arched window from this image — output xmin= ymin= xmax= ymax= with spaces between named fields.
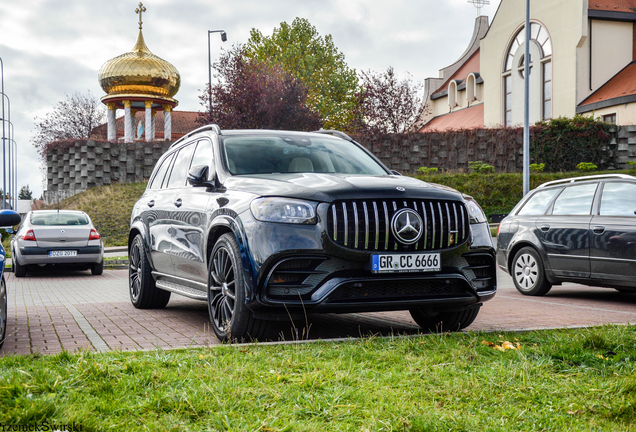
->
xmin=502 ymin=22 xmax=552 ymax=126
xmin=466 ymin=73 xmax=477 ymax=104
xmin=449 ymin=80 xmax=458 ymax=110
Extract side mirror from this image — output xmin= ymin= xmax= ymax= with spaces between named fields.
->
xmin=5 ymin=228 xmax=14 ymax=234
xmin=0 ymin=210 xmax=21 ymax=228
xmin=187 ymin=165 xmax=216 ymax=188
xmin=390 ymin=170 xmax=402 ymax=176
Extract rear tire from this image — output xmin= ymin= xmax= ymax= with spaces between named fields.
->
xmin=13 ymin=252 xmax=26 ymax=278
xmin=208 ymin=233 xmax=270 ymax=342
xmin=129 ymin=234 xmax=170 ymax=309
xmin=512 ymin=247 xmax=552 ymax=296
xmin=91 ymin=260 xmax=104 ymax=276
xmin=409 ymin=305 xmax=480 ymax=333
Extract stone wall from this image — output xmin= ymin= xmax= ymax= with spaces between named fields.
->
xmin=354 ymin=129 xmax=524 ymax=174
xmin=44 ymin=127 xmax=636 ymax=204
xmin=44 ymin=140 xmax=172 ymax=204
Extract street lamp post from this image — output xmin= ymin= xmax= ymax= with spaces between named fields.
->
xmin=523 ymin=0 xmax=530 ymax=196
xmin=207 ymin=30 xmax=227 ymax=120
xmin=1 ymin=56 xmax=6 ymax=209
xmin=1 ymin=93 xmax=13 ymax=209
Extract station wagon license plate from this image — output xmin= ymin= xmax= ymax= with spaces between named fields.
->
xmin=49 ymin=250 xmax=77 ymax=257
xmin=372 ymin=253 xmax=440 ymax=273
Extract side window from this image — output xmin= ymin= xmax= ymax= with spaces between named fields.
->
xmin=189 ymin=139 xmax=213 ymax=172
xmin=166 ymin=144 xmax=196 ymax=188
xmin=149 ymin=153 xmax=175 ymax=190
xmin=551 ymin=183 xmax=598 ymax=215
xmin=599 ymin=182 xmax=636 ymax=216
xmin=517 ymin=188 xmax=562 ymax=216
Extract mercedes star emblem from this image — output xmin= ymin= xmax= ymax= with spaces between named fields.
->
xmin=60 ymin=230 xmax=65 ymax=235
xmin=396 ymin=187 xmax=406 ymax=191
xmin=391 ymin=209 xmax=423 ymax=245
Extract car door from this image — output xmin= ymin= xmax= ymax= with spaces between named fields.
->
xmin=145 ymin=151 xmax=177 ymax=273
xmin=535 ymin=182 xmax=598 ymax=279
xmin=170 ymin=139 xmax=216 ymax=284
xmin=589 ymin=181 xmax=636 ymax=286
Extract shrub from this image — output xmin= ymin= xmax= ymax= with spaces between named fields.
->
xmin=531 ymin=115 xmax=616 ymax=172
xmin=468 ymin=161 xmax=495 ymax=174
xmin=529 ymin=163 xmax=545 ymax=172
xmin=416 ymin=167 xmax=438 ymax=175
xmin=626 ymin=160 xmax=636 ymax=167
xmin=577 ymin=162 xmax=598 ymax=172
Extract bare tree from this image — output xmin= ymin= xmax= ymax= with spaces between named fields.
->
xmin=357 ymin=67 xmax=423 ymax=134
xmin=31 ymin=91 xmax=106 ymax=156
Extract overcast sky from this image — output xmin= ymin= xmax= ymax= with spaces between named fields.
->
xmin=0 ymin=0 xmax=502 ymax=200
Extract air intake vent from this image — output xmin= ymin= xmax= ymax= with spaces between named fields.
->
xmin=327 ymin=199 xmax=469 ymax=252
xmin=265 ymin=257 xmax=327 ymax=298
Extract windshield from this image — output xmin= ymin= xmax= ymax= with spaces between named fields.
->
xmin=30 ymin=212 xmax=89 ymax=226
xmin=221 ymin=135 xmax=388 ymax=176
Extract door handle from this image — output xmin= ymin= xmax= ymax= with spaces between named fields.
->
xmin=592 ymin=226 xmax=605 ymax=234
xmin=539 ymin=225 xmax=550 ymax=232
xmin=147 ymin=200 xmax=155 ymax=208
xmin=174 ymin=198 xmax=183 ymax=207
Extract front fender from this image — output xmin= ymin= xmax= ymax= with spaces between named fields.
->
xmin=208 ymin=214 xmax=256 ymax=302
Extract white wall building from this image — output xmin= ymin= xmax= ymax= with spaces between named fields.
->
xmin=416 ymin=0 xmax=636 ymax=131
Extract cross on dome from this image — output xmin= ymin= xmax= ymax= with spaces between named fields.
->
xmin=135 ymin=2 xmax=146 ymax=30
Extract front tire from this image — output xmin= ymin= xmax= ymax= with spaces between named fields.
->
xmin=0 ymin=277 xmax=7 ymax=349
xmin=409 ymin=305 xmax=480 ymax=332
xmin=208 ymin=233 xmax=269 ymax=342
xmin=512 ymin=247 xmax=552 ymax=296
xmin=129 ymin=234 xmax=170 ymax=309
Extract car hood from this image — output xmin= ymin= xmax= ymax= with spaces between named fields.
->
xmin=222 ymin=173 xmax=464 ymax=202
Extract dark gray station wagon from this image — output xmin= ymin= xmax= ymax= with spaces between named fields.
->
xmin=497 ymin=174 xmax=636 ymax=296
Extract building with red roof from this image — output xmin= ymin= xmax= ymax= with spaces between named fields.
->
xmin=416 ymin=0 xmax=636 ymax=131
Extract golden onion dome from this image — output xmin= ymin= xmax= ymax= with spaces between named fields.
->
xmin=98 ymin=30 xmax=180 ymax=100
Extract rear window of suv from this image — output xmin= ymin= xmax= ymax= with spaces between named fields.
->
xmin=31 ymin=212 xmax=89 ymax=226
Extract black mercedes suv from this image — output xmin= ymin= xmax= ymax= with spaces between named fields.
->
xmin=128 ymin=125 xmax=496 ymax=341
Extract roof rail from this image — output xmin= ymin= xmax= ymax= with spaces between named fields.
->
xmin=313 ymin=129 xmax=354 ymax=142
xmin=168 ymin=124 xmax=222 ymax=149
xmin=537 ymin=174 xmax=634 ymax=189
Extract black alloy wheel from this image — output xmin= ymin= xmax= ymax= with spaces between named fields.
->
xmin=129 ymin=234 xmax=170 ymax=308
xmin=409 ymin=305 xmax=481 ymax=333
xmin=512 ymin=247 xmax=552 ymax=296
xmin=208 ymin=233 xmax=269 ymax=342
xmin=0 ymin=277 xmax=7 ymax=348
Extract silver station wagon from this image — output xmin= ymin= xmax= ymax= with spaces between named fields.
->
xmin=11 ymin=210 xmax=104 ymax=277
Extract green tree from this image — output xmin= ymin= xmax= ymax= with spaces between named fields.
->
xmin=18 ymin=185 xmax=33 ymax=200
xmin=245 ymin=18 xmax=360 ymax=130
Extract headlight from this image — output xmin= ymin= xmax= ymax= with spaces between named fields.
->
xmin=250 ymin=198 xmax=318 ymax=224
xmin=463 ymin=196 xmax=487 ymax=224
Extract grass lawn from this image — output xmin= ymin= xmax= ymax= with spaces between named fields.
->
xmin=1 ymin=325 xmax=635 ymax=431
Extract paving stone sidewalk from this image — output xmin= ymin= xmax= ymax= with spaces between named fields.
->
xmin=2 ymin=268 xmax=635 ymax=357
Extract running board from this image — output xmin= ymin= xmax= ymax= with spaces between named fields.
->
xmin=156 ymin=280 xmax=207 ymax=301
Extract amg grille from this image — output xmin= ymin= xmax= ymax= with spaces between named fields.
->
xmin=327 ymin=199 xmax=469 ymax=252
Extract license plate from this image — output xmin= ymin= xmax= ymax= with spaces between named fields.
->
xmin=49 ymin=250 xmax=77 ymax=257
xmin=372 ymin=253 xmax=440 ymax=273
